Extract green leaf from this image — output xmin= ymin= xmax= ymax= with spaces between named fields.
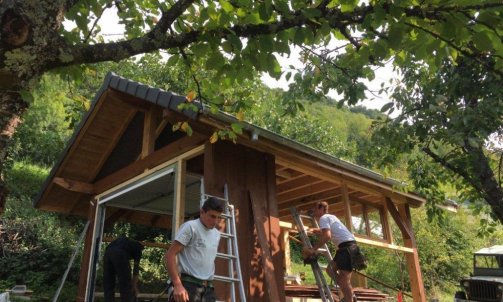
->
xmin=294 ymin=28 xmax=306 ymax=45
xmin=380 ymin=102 xmax=393 ymax=112
xmin=206 ymin=52 xmax=225 ymax=70
xmin=219 ymin=0 xmax=234 ymax=13
xmin=258 ymin=1 xmax=272 ymax=21
xmin=473 ymin=31 xmax=494 ymax=51
xmin=167 ymin=54 xmax=179 ymax=66
xmin=301 ymin=8 xmax=321 ymax=19
xmin=222 ymin=40 xmax=233 ymax=53
xmin=388 ymin=24 xmax=404 ymax=50
xmin=228 ymin=34 xmax=243 ymax=51
xmin=231 ymin=123 xmax=243 ymax=134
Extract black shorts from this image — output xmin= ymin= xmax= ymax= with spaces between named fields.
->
xmin=335 ymin=247 xmax=353 ymax=271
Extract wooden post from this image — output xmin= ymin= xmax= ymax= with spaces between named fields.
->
xmin=281 ymin=228 xmax=291 ymax=276
xmin=141 ymin=106 xmax=161 ymax=159
xmin=381 ymin=198 xmax=394 ymax=244
xmin=172 ymin=159 xmax=186 ymax=236
xmin=397 ymin=203 xmax=426 ymax=302
xmin=76 ymin=199 xmax=97 ymax=302
xmin=341 ymin=183 xmax=353 ymax=231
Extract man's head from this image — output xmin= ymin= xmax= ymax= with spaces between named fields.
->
xmin=200 ymin=197 xmax=225 ymax=229
xmin=312 ymin=201 xmax=329 ymax=218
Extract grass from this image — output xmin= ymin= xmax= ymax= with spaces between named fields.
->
xmin=289 ymin=261 xmax=336 ymax=286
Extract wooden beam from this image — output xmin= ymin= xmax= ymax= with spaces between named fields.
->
xmin=102 ymin=236 xmax=171 ymax=249
xmin=141 ymin=106 xmax=162 ymax=159
xmin=276 ymin=175 xmax=323 ymax=195
xmin=385 ymin=197 xmax=412 ymax=240
xmin=281 ymin=228 xmax=291 ymax=275
xmin=354 ymin=236 xmax=413 ymax=253
xmin=76 ymin=200 xmax=97 ymax=302
xmin=249 ymin=191 xmax=282 ymax=302
xmin=94 ymin=135 xmax=206 ymax=194
xmin=342 ymin=183 xmax=353 ymax=231
xmin=398 ymin=204 xmax=426 ymax=302
xmin=53 ymin=177 xmax=94 ymax=194
xmin=172 ymin=159 xmax=187 ymax=236
xmin=277 ymin=181 xmax=336 ymax=204
xmin=381 ymin=198 xmax=394 ymax=244
xmin=362 ymin=205 xmax=371 ymax=238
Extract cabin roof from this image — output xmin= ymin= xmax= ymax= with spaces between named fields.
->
xmin=34 ymin=72 xmax=426 ymax=227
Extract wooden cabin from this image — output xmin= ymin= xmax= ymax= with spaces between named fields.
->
xmin=35 ymin=73 xmax=427 ymax=302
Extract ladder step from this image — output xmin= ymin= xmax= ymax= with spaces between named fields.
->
xmin=299 ymin=214 xmax=313 ymax=219
xmin=220 ymin=232 xmax=235 ymax=239
xmin=213 ymin=275 xmax=241 ymax=283
xmin=220 ymin=213 xmax=232 ymax=219
xmin=216 ymin=252 xmax=237 ymax=260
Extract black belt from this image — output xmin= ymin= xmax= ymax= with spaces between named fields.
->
xmin=338 ymin=240 xmax=357 ymax=249
xmin=180 ymin=273 xmax=213 ymax=288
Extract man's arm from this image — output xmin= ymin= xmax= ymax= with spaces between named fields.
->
xmin=165 ymin=241 xmax=189 ymax=302
xmin=303 ymin=228 xmax=331 ymax=257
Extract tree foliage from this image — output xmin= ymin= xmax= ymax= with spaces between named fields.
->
xmin=369 ymin=58 xmax=503 ymax=223
xmin=1 ymin=0 xmax=503 ymax=216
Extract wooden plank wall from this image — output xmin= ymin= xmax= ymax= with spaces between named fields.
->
xmin=204 ymin=141 xmax=285 ymax=302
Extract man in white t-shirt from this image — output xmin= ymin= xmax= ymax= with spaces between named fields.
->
xmin=165 ymin=197 xmax=225 ymax=302
xmin=303 ymin=201 xmax=358 ymax=302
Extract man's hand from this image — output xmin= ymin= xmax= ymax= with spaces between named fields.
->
xmin=302 ymin=247 xmax=314 ymax=259
xmin=173 ymin=283 xmax=189 ymax=302
xmin=308 ymin=227 xmax=321 ymax=235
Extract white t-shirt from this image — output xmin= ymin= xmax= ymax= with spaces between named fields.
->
xmin=174 ymin=218 xmax=221 ymax=280
xmin=319 ymin=214 xmax=355 ymax=246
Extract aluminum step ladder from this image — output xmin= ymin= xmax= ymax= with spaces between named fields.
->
xmin=205 ymin=185 xmax=246 ymax=302
xmin=290 ymin=207 xmax=335 ymax=302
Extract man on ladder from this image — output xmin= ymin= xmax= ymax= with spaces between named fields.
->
xmin=164 ymin=197 xmax=225 ymax=302
xmin=303 ymin=201 xmax=366 ymax=302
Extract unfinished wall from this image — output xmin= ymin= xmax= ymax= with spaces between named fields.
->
xmin=204 ymin=141 xmax=285 ymax=302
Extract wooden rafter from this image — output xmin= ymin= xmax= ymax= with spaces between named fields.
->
xmin=53 ymin=177 xmax=94 ymax=194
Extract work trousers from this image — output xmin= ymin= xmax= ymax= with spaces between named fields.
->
xmin=103 ymin=248 xmax=134 ymax=302
xmin=169 ymin=281 xmax=216 ymax=302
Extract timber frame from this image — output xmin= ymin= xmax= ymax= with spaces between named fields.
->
xmin=35 ymin=73 xmax=427 ymax=302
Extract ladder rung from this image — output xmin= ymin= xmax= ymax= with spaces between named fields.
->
xmin=213 ymin=275 xmax=241 ymax=283
xmin=299 ymin=214 xmax=313 ymax=219
xmin=216 ymin=252 xmax=237 ymax=260
xmin=220 ymin=232 xmax=235 ymax=239
xmin=220 ymin=213 xmax=232 ymax=219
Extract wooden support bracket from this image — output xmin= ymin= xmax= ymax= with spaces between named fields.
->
xmin=385 ymin=197 xmax=412 ymax=240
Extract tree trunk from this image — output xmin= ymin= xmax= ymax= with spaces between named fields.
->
xmin=0 ymin=90 xmax=28 ymax=212
xmin=469 ymin=145 xmax=503 ymax=224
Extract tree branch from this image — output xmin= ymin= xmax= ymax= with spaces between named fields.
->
xmin=148 ymin=0 xmax=196 ymax=39
xmin=422 ymin=146 xmax=475 ymax=187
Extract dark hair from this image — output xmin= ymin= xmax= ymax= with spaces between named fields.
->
xmin=316 ymin=201 xmax=329 ymax=211
xmin=201 ymin=197 xmax=225 ymax=213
